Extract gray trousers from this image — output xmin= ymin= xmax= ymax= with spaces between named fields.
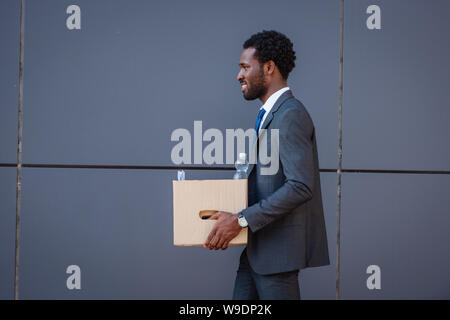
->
xmin=232 ymin=249 xmax=301 ymax=300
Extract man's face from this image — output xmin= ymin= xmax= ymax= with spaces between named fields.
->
xmin=237 ymin=47 xmax=268 ymax=101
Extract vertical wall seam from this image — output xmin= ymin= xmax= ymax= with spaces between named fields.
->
xmin=14 ymin=0 xmax=25 ymax=301
xmin=336 ymin=0 xmax=344 ymax=300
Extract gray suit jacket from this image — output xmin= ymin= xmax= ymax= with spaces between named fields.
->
xmin=239 ymin=90 xmax=330 ymax=275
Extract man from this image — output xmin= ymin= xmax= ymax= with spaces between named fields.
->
xmin=203 ymin=30 xmax=330 ymax=300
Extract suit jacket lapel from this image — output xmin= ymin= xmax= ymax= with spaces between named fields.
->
xmin=259 ymin=90 xmax=293 ymax=135
xmin=247 ymin=90 xmax=293 ymax=176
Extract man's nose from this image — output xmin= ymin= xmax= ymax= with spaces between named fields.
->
xmin=237 ymin=71 xmax=244 ymax=82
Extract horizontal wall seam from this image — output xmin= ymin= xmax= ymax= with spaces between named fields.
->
xmin=1 ymin=163 xmax=450 ymax=174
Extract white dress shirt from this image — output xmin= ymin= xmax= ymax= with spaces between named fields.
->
xmin=258 ymin=87 xmax=290 ymax=135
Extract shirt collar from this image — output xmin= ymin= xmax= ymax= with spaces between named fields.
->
xmin=260 ymin=87 xmax=290 ymax=114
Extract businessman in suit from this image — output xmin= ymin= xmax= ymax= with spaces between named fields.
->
xmin=203 ymin=30 xmax=330 ymax=300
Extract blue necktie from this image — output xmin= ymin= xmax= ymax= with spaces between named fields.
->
xmin=254 ymin=108 xmax=266 ymax=136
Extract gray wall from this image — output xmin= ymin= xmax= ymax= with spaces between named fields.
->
xmin=0 ymin=0 xmax=449 ymax=299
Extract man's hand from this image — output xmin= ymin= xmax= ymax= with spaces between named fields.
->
xmin=203 ymin=211 xmax=242 ymax=250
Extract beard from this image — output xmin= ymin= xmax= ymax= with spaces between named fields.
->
xmin=243 ymin=68 xmax=268 ymax=101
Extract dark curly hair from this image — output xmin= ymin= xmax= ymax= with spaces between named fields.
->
xmin=243 ymin=30 xmax=296 ymax=80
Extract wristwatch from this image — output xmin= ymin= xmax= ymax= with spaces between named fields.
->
xmin=237 ymin=212 xmax=248 ymax=228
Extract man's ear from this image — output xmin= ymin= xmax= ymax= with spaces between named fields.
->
xmin=265 ymin=60 xmax=276 ymax=75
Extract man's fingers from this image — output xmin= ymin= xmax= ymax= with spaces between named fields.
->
xmin=204 ymin=227 xmax=217 ymax=248
xmin=209 ymin=233 xmax=220 ymax=250
xmin=205 ymin=231 xmax=213 ymax=246
xmin=207 ymin=212 xmax=220 ymax=220
xmin=221 ymin=240 xmax=229 ymax=250
xmin=216 ymin=236 xmax=226 ymax=250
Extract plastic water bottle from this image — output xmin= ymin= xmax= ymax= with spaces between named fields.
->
xmin=233 ymin=153 xmax=248 ymax=179
xmin=177 ymin=170 xmax=185 ymax=181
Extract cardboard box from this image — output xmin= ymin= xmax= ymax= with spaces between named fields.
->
xmin=173 ymin=179 xmax=248 ymax=246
